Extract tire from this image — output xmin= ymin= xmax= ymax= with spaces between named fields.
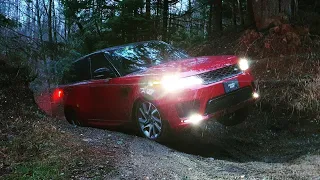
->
xmin=217 ymin=107 xmax=249 ymax=126
xmin=134 ymin=100 xmax=171 ymax=142
xmin=64 ymin=106 xmax=82 ymax=126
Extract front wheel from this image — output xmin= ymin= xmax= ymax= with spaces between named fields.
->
xmin=134 ymin=100 xmax=171 ymax=142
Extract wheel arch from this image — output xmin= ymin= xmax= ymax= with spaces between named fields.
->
xmin=131 ymin=97 xmax=145 ymax=123
xmin=130 ymin=94 xmax=157 ymax=123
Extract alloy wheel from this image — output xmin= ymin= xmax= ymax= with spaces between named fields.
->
xmin=137 ymin=101 xmax=162 ymax=139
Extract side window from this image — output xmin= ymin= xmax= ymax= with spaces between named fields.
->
xmin=64 ymin=59 xmax=91 ymax=83
xmin=90 ymin=53 xmax=117 ymax=79
xmin=74 ymin=58 xmax=91 ymax=82
xmin=61 ymin=58 xmax=91 ymax=84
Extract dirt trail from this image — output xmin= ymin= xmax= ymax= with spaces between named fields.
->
xmin=55 ymin=109 xmax=320 ymax=179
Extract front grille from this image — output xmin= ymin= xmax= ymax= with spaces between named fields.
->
xmin=205 ymin=87 xmax=253 ymax=115
xmin=197 ymin=64 xmax=242 ymax=85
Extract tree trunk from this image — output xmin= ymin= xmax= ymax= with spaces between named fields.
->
xmin=188 ymin=0 xmax=192 ymax=33
xmin=52 ymin=0 xmax=57 ymax=43
xmin=154 ymin=0 xmax=161 ymax=39
xmin=26 ymin=1 xmax=31 ymax=36
xmin=237 ymin=0 xmax=244 ymax=26
xmin=48 ymin=0 xmax=53 ymax=44
xmin=163 ymin=0 xmax=169 ymax=41
xmin=208 ymin=3 xmax=213 ymax=39
xmin=64 ymin=19 xmax=67 ymax=39
xmin=213 ymin=0 xmax=222 ymax=33
xmin=291 ymin=0 xmax=298 ymax=17
xmin=246 ymin=0 xmax=255 ymax=26
xmin=202 ymin=5 xmax=206 ymax=37
xmin=15 ymin=0 xmax=20 ymax=22
xmin=145 ymin=0 xmax=151 ymax=40
xmin=232 ymin=0 xmax=237 ymax=26
xmin=35 ymin=0 xmax=43 ymax=42
xmin=252 ymin=0 xmax=292 ymax=30
xmin=47 ymin=0 xmax=53 ymax=89
xmin=146 ymin=0 xmax=151 ymax=19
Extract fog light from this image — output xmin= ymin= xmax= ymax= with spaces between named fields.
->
xmin=184 ymin=114 xmax=203 ymax=125
xmin=253 ymin=92 xmax=259 ymax=99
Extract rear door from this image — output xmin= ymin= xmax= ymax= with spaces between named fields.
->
xmin=63 ymin=58 xmax=92 ymax=120
xmin=88 ymin=53 xmax=128 ymax=125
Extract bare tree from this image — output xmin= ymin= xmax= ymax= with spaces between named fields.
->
xmin=213 ymin=0 xmax=222 ymax=32
xmin=237 ymin=0 xmax=244 ymax=26
xmin=163 ymin=0 xmax=169 ymax=41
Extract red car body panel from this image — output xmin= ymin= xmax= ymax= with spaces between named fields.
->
xmin=43 ymin=54 xmax=256 ymax=131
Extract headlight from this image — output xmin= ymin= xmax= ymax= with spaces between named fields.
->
xmin=161 ymin=75 xmax=203 ymax=92
xmin=239 ymin=58 xmax=249 ymax=71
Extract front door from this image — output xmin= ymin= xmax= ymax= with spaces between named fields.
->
xmin=88 ymin=53 xmax=125 ymax=125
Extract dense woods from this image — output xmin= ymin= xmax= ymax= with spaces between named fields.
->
xmin=0 ymin=0 xmax=319 ymax=89
xmin=1 ymin=1 xmax=320 ymax=179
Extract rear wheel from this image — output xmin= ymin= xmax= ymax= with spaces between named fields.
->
xmin=135 ymin=100 xmax=171 ymax=142
xmin=217 ymin=107 xmax=249 ymax=126
xmin=64 ymin=106 xmax=82 ymax=126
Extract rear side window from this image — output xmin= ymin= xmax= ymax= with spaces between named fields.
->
xmin=74 ymin=58 xmax=91 ymax=81
xmin=62 ymin=58 xmax=91 ymax=84
xmin=62 ymin=65 xmax=77 ymax=84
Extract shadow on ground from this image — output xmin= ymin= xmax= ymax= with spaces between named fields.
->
xmin=161 ymin=108 xmax=320 ymax=163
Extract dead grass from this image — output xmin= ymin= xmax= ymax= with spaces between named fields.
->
xmin=2 ymin=117 xmax=115 ymax=179
xmin=3 ymin=118 xmax=75 ymax=179
xmin=251 ymin=54 xmax=320 ymax=126
xmin=0 ymin=83 xmax=115 ymax=179
xmin=293 ymin=71 xmax=320 ymax=112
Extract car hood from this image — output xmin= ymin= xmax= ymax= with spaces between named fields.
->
xmin=125 ymin=55 xmax=239 ymax=78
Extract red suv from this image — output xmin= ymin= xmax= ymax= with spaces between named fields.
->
xmin=50 ymin=41 xmax=259 ymax=141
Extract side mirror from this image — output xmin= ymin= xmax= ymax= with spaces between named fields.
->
xmin=93 ymin=67 xmax=115 ymax=79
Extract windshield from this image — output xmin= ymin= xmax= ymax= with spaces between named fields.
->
xmin=106 ymin=41 xmax=190 ymax=75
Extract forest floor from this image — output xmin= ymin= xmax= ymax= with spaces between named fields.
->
xmin=1 ymin=55 xmax=320 ymax=179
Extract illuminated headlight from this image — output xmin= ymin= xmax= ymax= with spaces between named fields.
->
xmin=239 ymin=58 xmax=249 ymax=71
xmin=161 ymin=75 xmax=203 ymax=92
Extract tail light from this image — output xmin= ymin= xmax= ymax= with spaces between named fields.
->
xmin=53 ymin=89 xmax=64 ymax=101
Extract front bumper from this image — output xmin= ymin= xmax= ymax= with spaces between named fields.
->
xmin=150 ymin=72 xmax=258 ymax=130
